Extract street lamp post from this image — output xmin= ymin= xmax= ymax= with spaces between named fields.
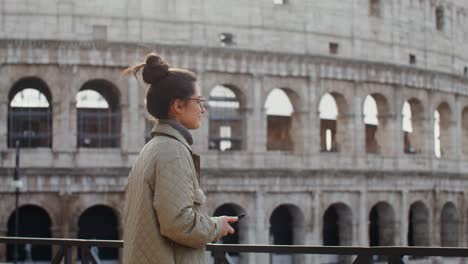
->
xmin=13 ymin=140 xmax=21 ymax=264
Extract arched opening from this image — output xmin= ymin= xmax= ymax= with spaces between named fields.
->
xmin=462 ymin=107 xmax=468 ymax=155
xmin=7 ymin=205 xmax=52 ymax=262
xmin=76 ymin=80 xmax=120 ymax=148
xmin=319 ymin=92 xmax=350 ymax=153
xmin=369 ymin=0 xmax=381 ymax=17
xmin=212 ymin=204 xmax=246 ymax=263
xmin=440 ymin=202 xmax=458 ymax=247
xmin=402 ymin=99 xmax=424 ymax=154
xmin=208 ymin=85 xmax=243 ymax=151
xmin=369 ymin=202 xmax=395 ymax=247
xmin=8 ymin=77 xmax=52 ymax=148
xmin=408 ymin=202 xmax=429 ymax=246
xmin=363 ymin=94 xmax=391 ymax=154
xmin=435 ymin=6 xmax=444 ymax=31
xmin=364 ymin=95 xmax=378 ymax=153
xmin=78 ymin=205 xmax=119 ymax=261
xmin=265 ymin=88 xmax=296 ymax=151
xmin=319 ymin=93 xmax=338 ymax=152
xmin=270 ymin=204 xmax=304 ymax=264
xmin=322 ymin=203 xmax=353 ymax=264
xmin=434 ymin=103 xmax=451 ymax=158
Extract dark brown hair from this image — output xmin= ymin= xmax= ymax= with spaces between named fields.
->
xmin=125 ymin=52 xmax=197 ymax=119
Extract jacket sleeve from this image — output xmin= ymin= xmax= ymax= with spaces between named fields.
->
xmin=153 ymin=156 xmax=222 ymax=248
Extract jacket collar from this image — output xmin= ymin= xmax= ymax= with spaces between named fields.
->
xmin=151 ymin=121 xmax=193 ymax=152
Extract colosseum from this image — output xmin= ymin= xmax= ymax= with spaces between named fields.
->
xmin=1 ymin=0 xmax=468 ymax=263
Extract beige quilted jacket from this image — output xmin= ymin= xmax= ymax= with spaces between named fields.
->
xmin=123 ymin=123 xmax=223 ymax=264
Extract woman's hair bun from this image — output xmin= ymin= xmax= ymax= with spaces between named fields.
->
xmin=142 ymin=53 xmax=170 ymax=85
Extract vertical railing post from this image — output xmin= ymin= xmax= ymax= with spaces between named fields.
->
xmin=81 ymin=246 xmax=90 ymax=264
xmin=89 ymin=246 xmax=103 ymax=264
xmin=65 ymin=246 xmax=72 ymax=264
xmin=213 ymin=250 xmax=234 ymax=264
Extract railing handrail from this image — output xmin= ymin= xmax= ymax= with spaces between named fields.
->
xmin=0 ymin=236 xmax=122 ymax=248
xmin=2 ymin=236 xmax=468 ymax=257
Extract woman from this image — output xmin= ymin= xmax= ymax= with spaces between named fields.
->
xmin=123 ymin=53 xmax=238 ymax=264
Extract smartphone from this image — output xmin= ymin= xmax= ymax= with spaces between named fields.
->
xmin=237 ymin=213 xmax=247 ymax=220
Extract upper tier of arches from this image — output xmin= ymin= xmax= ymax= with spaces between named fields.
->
xmin=1 ymin=42 xmax=468 ymax=171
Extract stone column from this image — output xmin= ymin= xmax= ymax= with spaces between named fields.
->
xmin=0 ymin=227 xmax=7 ymax=262
xmin=312 ymin=191 xmax=321 ymax=264
xmin=393 ymin=88 xmax=404 ymax=157
xmin=122 ymin=77 xmax=142 ymax=154
xmin=358 ymin=190 xmax=368 ymax=246
xmin=352 ymin=90 xmax=365 ymax=157
xmin=382 ymin=113 xmax=398 ymax=156
xmin=336 ymin=114 xmax=354 ymax=154
xmin=253 ymin=76 xmax=266 ymax=153
xmin=51 ymin=67 xmax=74 ymax=155
xmin=0 ymin=96 xmax=7 ymax=150
xmin=423 ymin=94 xmax=434 ymax=158
xmin=254 ymin=190 xmax=269 ymax=264
xmin=432 ymin=191 xmax=440 ymax=247
xmin=307 ymin=76 xmax=320 ymax=157
xmin=238 ymin=220 xmax=252 ymax=264
xmin=51 ymin=225 xmax=62 ymax=260
xmin=291 ymin=110 xmax=307 ymax=155
xmin=454 ymin=96 xmax=463 ymax=164
xmin=67 ymin=66 xmax=80 ymax=151
xmin=69 ymin=227 xmax=79 ymax=264
xmin=400 ymin=190 xmax=408 ymax=246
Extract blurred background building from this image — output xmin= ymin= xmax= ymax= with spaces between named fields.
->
xmin=1 ymin=0 xmax=468 ymax=263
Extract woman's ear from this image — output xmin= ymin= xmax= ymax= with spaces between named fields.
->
xmin=170 ymin=98 xmax=185 ymax=115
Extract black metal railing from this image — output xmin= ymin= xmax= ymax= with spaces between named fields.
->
xmin=2 ymin=237 xmax=468 ymax=264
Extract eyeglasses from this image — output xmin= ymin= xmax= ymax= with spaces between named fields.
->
xmin=187 ymin=96 xmax=207 ymax=109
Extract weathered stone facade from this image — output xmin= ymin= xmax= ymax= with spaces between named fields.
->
xmin=1 ymin=1 xmax=468 ymax=263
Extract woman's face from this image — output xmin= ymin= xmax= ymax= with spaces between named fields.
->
xmin=177 ymin=85 xmax=206 ymax=130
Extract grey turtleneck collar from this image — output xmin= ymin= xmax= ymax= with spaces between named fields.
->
xmin=158 ymin=119 xmax=194 ymax=145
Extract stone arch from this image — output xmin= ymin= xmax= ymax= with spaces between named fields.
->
xmin=6 ymin=204 xmax=52 ymax=262
xmin=3 ymin=199 xmax=59 ymax=231
xmin=322 ymin=202 xmax=353 ymax=264
xmin=408 ymin=201 xmax=430 ymax=246
xmin=363 ymin=93 xmax=391 ymax=154
xmin=77 ymin=205 xmax=120 ymax=260
xmin=269 ymin=204 xmax=305 ymax=264
xmin=208 ymin=84 xmax=245 ymax=151
xmin=212 ymin=203 xmax=246 ymax=262
xmin=76 ymin=79 xmax=121 ymax=148
xmin=319 ymin=92 xmax=350 ymax=153
xmin=322 ymin=202 xmax=353 ymax=246
xmin=269 ymin=204 xmax=305 ymax=245
xmin=70 ymin=201 xmax=122 ymax=234
xmin=8 ymin=77 xmax=53 ymax=148
xmin=435 ymin=5 xmax=445 ymax=31
xmin=440 ymin=202 xmax=459 ymax=247
xmin=201 ymin=72 xmax=253 ymax=109
xmin=369 ymin=202 xmax=395 ymax=246
xmin=264 ymin=87 xmax=301 ymax=151
xmin=434 ymin=102 xmax=452 ymax=158
xmin=402 ymin=98 xmax=424 ymax=154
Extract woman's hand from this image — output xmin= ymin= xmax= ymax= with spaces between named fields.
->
xmin=218 ymin=216 xmax=238 ymax=237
